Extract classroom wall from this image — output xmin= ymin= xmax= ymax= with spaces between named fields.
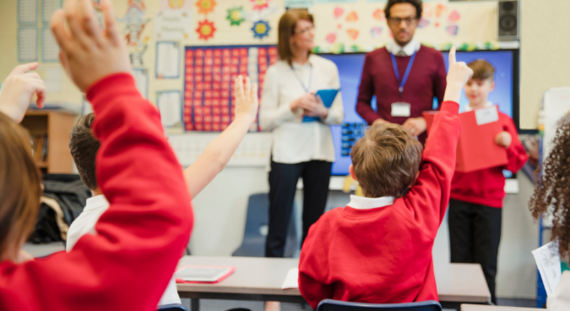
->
xmin=520 ymin=0 xmax=570 ymax=129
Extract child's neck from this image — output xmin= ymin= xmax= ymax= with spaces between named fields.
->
xmin=468 ymin=99 xmax=489 ymax=110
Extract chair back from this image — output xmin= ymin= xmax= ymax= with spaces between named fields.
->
xmin=316 ymin=299 xmax=442 ymax=311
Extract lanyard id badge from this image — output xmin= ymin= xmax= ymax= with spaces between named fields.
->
xmin=291 ymin=65 xmax=313 ymax=93
xmin=391 ymin=102 xmax=411 ymax=117
xmin=390 ymin=51 xmax=417 ymax=97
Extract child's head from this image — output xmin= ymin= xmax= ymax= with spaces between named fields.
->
xmin=464 ymin=59 xmax=495 ymax=107
xmin=0 ymin=113 xmax=42 ymax=261
xmin=530 ymin=114 xmax=570 ymax=258
xmin=350 ymin=122 xmax=423 ymax=198
xmin=69 ymin=113 xmax=100 ymax=192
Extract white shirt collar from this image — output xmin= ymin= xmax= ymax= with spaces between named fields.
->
xmin=386 ymin=39 xmax=421 ymax=57
xmin=347 ymin=195 xmax=395 ymax=210
xmin=84 ymin=194 xmax=109 ymax=212
xmin=465 ymin=101 xmax=493 ymax=112
xmin=291 ymin=54 xmax=314 ymax=69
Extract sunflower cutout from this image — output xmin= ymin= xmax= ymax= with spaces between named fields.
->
xmin=226 ymin=6 xmax=245 ymax=26
xmin=251 ymin=0 xmax=269 ymax=11
xmin=252 ymin=20 xmax=270 ymax=39
xmin=196 ymin=20 xmax=216 ymax=41
xmin=196 ymin=0 xmax=216 ymax=15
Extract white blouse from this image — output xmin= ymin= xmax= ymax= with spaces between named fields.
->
xmin=259 ymin=54 xmax=344 ymax=164
xmin=548 ymin=271 xmax=570 ymax=310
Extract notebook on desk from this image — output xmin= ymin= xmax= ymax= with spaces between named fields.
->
xmin=302 ymin=89 xmax=339 ymax=123
xmin=175 ymin=266 xmax=235 ymax=284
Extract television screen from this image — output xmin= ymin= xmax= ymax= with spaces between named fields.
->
xmin=320 ymin=50 xmax=516 ymax=176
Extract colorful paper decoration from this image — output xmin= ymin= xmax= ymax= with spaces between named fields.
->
xmin=196 ymin=19 xmax=216 ymax=40
xmin=226 ymin=6 xmax=245 ymax=26
xmin=372 ymin=8 xmax=384 ymax=21
xmin=346 ymin=28 xmax=359 ymax=40
xmin=448 ymin=10 xmax=461 ymax=22
xmin=337 ymin=23 xmax=342 ymax=29
xmin=325 ymin=33 xmax=336 ymax=44
xmin=446 ymin=25 xmax=459 ymax=36
xmin=251 ymin=0 xmax=270 ymax=11
xmin=330 ymin=43 xmax=345 ymax=54
xmin=333 ymin=7 xmax=344 ymax=19
xmin=435 ymin=4 xmax=446 ymax=18
xmin=422 ymin=3 xmax=432 ymax=18
xmin=195 ymin=0 xmax=216 ymax=15
xmin=252 ymin=20 xmax=270 ymax=39
xmin=370 ymin=27 xmax=382 ymax=38
xmin=418 ymin=18 xmax=430 ymax=29
xmin=345 ymin=11 xmax=358 ymax=22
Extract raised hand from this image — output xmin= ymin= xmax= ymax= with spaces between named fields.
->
xmin=0 ymin=63 xmax=46 ymax=123
xmin=50 ymin=0 xmax=131 ymax=92
xmin=495 ymin=131 xmax=512 ymax=148
xmin=233 ymin=75 xmax=258 ymax=121
xmin=443 ymin=46 xmax=473 ymax=103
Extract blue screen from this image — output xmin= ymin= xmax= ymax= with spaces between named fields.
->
xmin=320 ymin=50 xmax=515 ymax=176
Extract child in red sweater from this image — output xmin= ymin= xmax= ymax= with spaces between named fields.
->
xmin=298 ymin=48 xmax=473 ymax=309
xmin=449 ymin=60 xmax=528 ymax=305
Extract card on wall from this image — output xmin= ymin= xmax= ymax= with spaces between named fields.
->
xmin=155 ymin=10 xmax=193 ymax=40
xmin=156 ymin=41 xmax=181 ymax=79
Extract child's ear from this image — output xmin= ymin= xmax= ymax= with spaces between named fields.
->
xmin=349 ymin=164 xmax=358 ymax=182
xmin=490 ymin=81 xmax=496 ymax=92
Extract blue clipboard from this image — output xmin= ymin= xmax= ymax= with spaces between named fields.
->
xmin=302 ymin=89 xmax=340 ymax=123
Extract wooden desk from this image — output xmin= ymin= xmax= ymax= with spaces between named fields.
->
xmin=177 ymin=256 xmax=491 ymax=311
xmin=461 ymin=305 xmax=543 ymax=311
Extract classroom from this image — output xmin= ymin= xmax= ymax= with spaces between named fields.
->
xmin=0 ymin=0 xmax=569 ymax=310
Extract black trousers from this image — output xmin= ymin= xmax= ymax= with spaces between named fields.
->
xmin=265 ymin=160 xmax=332 ymax=258
xmin=448 ymin=198 xmax=502 ymax=305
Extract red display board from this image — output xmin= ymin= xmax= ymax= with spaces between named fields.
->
xmin=183 ymin=45 xmax=278 ymax=132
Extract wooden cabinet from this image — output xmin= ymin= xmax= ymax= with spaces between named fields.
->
xmin=20 ymin=110 xmax=76 ymax=174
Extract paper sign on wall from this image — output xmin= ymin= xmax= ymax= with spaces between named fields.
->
xmin=156 ymin=42 xmax=180 ymax=79
xmin=284 ymin=0 xmax=314 ymax=8
xmin=155 ymin=10 xmax=193 ymax=40
xmin=157 ymin=91 xmax=182 ymax=128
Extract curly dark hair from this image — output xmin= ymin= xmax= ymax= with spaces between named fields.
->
xmin=385 ymin=0 xmax=423 ymax=20
xmin=529 ymin=113 xmax=570 ymax=258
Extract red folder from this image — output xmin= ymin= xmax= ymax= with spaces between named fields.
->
xmin=423 ymin=105 xmax=508 ymax=173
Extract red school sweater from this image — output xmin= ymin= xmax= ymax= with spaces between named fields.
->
xmin=299 ymin=101 xmax=461 ymax=309
xmin=450 ymin=112 xmax=528 ymax=208
xmin=0 ymin=73 xmax=193 ymax=311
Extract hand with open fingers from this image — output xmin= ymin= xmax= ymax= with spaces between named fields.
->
xmin=402 ymin=117 xmax=427 ymax=136
xmin=495 ymin=131 xmax=512 ymax=148
xmin=233 ymin=75 xmax=258 ymax=121
xmin=443 ymin=46 xmax=473 ymax=103
xmin=0 ymin=63 xmax=46 ymax=123
xmin=290 ymin=93 xmax=318 ymax=112
xmin=50 ymin=0 xmax=131 ymax=92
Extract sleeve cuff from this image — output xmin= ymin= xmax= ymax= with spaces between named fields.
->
xmin=440 ymin=101 xmax=460 ymax=114
xmin=86 ymin=73 xmax=139 ymax=111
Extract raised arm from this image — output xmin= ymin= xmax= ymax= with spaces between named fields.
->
xmin=0 ymin=1 xmax=192 ymax=310
xmin=183 ymin=76 xmax=258 ymax=198
xmin=404 ymin=47 xmax=472 ymax=236
xmin=0 ymin=63 xmax=45 ymax=123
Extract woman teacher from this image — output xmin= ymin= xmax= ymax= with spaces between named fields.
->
xmin=259 ymin=9 xmax=344 ymax=259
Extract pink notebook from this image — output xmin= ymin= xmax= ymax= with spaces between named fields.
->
xmin=175 ymin=265 xmax=236 ymax=284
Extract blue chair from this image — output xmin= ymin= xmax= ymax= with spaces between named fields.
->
xmin=317 ymin=299 xmax=442 ymax=311
xmin=232 ymin=193 xmax=298 ymax=258
xmin=158 ymin=303 xmax=188 ymax=311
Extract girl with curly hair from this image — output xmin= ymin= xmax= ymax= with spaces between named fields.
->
xmin=529 ymin=113 xmax=570 ymax=309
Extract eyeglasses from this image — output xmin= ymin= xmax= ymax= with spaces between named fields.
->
xmin=388 ymin=17 xmax=418 ymax=25
xmin=294 ymin=26 xmax=315 ymax=35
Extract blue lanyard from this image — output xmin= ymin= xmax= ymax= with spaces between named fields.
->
xmin=291 ymin=65 xmax=312 ymax=93
xmin=390 ymin=51 xmax=417 ymax=97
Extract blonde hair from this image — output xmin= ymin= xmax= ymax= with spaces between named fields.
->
xmin=0 ymin=113 xmax=42 ymax=257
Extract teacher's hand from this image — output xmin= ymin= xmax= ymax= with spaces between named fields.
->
xmin=290 ymin=93 xmax=318 ymax=112
xmin=303 ymin=97 xmax=329 ymax=119
xmin=402 ymin=117 xmax=426 ymax=136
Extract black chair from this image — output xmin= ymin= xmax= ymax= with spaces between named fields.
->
xmin=158 ymin=303 xmax=188 ymax=311
xmin=232 ymin=193 xmax=298 ymax=257
xmin=317 ymin=299 xmax=442 ymax=311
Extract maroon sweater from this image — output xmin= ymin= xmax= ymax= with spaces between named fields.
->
xmin=356 ymin=46 xmax=447 ymax=142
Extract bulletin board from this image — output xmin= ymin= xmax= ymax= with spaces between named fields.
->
xmin=183 ymin=45 xmax=278 ymax=132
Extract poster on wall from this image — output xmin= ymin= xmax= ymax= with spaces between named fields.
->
xmin=18 ymin=27 xmax=38 ymax=62
xmin=156 ymin=41 xmax=180 ymax=79
xmin=157 ymin=90 xmax=183 ymax=128
xmin=183 ymin=45 xmax=278 ymax=132
xmin=41 ymin=27 xmax=60 ymax=62
xmin=155 ymin=10 xmax=193 ymax=40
